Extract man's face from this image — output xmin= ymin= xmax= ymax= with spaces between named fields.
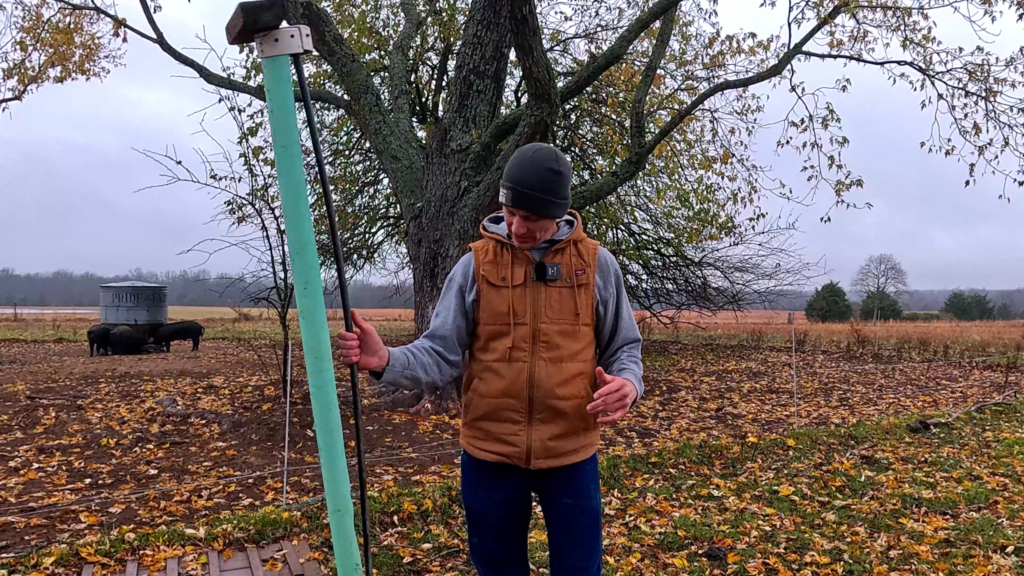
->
xmin=503 ymin=205 xmax=559 ymax=250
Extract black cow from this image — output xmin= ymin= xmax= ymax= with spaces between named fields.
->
xmin=86 ymin=324 xmax=115 ymax=357
xmin=109 ymin=325 xmax=150 ymax=355
xmin=152 ymin=321 xmax=205 ymax=352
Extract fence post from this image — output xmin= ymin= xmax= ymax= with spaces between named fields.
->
xmin=792 ymin=324 xmax=798 ymax=426
xmin=874 ymin=308 xmax=880 ymax=354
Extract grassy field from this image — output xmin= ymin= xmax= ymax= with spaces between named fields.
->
xmin=1 ymin=311 xmax=1022 ymax=574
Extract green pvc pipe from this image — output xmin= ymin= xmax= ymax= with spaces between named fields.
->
xmin=259 ymin=54 xmax=363 ymax=576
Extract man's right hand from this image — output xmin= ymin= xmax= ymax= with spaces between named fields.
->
xmin=336 ymin=310 xmax=389 ymax=373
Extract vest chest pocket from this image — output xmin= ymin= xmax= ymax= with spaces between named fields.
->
xmin=477 ymin=264 xmax=528 ymax=325
xmin=543 ymin=267 xmax=594 ymax=325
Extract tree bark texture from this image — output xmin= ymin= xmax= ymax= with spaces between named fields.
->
xmin=407 ymin=161 xmax=492 ymax=336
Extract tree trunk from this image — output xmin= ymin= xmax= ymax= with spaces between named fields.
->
xmin=408 ymin=215 xmax=470 ymax=337
xmin=374 ymin=216 xmax=473 ymax=413
xmin=407 ymin=137 xmax=497 ymax=336
xmin=405 ymin=203 xmax=477 ymax=334
xmin=385 ymin=151 xmax=494 ymax=412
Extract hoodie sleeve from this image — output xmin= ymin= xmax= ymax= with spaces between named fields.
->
xmin=371 ymin=253 xmax=476 ymax=389
xmin=594 ymin=247 xmax=645 ymax=399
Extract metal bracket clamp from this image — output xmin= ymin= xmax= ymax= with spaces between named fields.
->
xmin=255 ymin=25 xmax=314 ymax=58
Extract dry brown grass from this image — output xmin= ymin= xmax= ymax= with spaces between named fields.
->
xmin=636 ymin=309 xmax=808 ymax=325
xmin=4 ymin=306 xmax=1024 ymax=358
xmin=326 ymin=308 xmax=414 ymax=322
xmin=637 ymin=314 xmax=1024 ymax=358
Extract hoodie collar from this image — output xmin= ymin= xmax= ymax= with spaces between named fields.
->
xmin=480 ymin=210 xmax=585 ymax=249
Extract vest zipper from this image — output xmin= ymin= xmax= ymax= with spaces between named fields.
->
xmin=525 ymin=259 xmax=542 ymax=468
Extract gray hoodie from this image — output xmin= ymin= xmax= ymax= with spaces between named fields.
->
xmin=373 ymin=213 xmax=644 ymax=398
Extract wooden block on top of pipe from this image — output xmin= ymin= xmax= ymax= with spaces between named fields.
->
xmin=225 ymin=1 xmax=284 ymax=45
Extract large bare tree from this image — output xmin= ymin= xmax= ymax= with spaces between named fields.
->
xmin=4 ymin=0 xmax=1024 ymax=337
xmin=852 ymin=252 xmax=909 ymax=298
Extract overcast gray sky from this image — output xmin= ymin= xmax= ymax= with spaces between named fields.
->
xmin=1 ymin=2 xmax=1022 ymax=289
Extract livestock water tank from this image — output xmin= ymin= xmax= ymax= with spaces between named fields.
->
xmin=99 ymin=281 xmax=168 ymax=326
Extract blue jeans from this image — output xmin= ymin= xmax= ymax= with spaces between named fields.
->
xmin=460 ymin=450 xmax=602 ymax=576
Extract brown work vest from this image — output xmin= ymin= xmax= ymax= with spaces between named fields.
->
xmin=460 ymin=211 xmax=601 ymax=469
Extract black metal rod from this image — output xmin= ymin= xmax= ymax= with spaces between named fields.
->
xmin=292 ymin=54 xmax=373 ymax=576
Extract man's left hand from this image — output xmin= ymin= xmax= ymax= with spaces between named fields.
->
xmin=587 ymin=367 xmax=638 ymax=426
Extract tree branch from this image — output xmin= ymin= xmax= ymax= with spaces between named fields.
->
xmin=429 ymin=43 xmax=450 ymax=122
xmin=389 ymin=0 xmax=423 ymax=126
xmin=786 ymin=0 xmax=794 ymax=48
xmin=797 ymin=50 xmax=928 ymax=74
xmin=573 ymin=1 xmax=853 ymax=209
xmin=54 ymin=0 xmax=348 ymax=109
xmin=283 ymin=0 xmax=423 ymax=203
xmin=475 ymin=0 xmax=685 ymax=156
xmin=442 ymin=0 xmax=512 ymax=148
xmin=558 ymin=0 xmax=684 ymax=104
xmin=411 ymin=81 xmax=430 ymax=125
xmin=796 ymin=49 xmax=991 ymax=99
xmin=630 ymin=6 xmax=676 ymax=151
xmin=910 ymin=389 xmax=1019 ymax=433
xmin=508 ymin=0 xmax=559 ymax=142
xmin=144 ymin=0 xmax=282 ymax=103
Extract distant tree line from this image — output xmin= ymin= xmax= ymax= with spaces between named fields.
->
xmin=779 ymin=287 xmax=1024 ymax=316
xmin=938 ymin=290 xmax=1022 ymax=321
xmin=802 ymin=253 xmax=1024 ymax=323
xmin=5 ymin=266 xmax=1023 ymax=320
xmin=805 ymin=284 xmax=1023 ymax=323
xmin=0 ymin=268 xmax=412 ymax=309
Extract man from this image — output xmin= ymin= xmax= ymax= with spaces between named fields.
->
xmin=336 ymin=142 xmax=643 ymax=576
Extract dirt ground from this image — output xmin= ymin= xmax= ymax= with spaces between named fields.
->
xmin=0 ymin=333 xmax=1020 ymax=553
xmin=0 ymin=338 xmax=459 ymax=553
